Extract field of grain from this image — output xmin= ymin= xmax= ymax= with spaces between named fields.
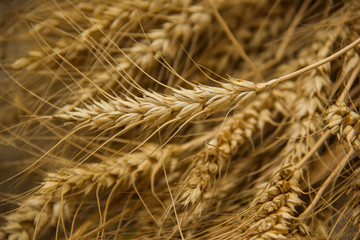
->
xmin=1 ymin=0 xmax=360 ymax=239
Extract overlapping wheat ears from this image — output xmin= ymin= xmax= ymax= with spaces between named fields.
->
xmin=1 ymin=0 xmax=360 ymax=239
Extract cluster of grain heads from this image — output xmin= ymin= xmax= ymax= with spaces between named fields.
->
xmin=10 ymin=0 xmax=220 ymax=110
xmin=234 ymin=23 xmax=346 ymax=240
xmin=2 ymin=0 xmax=360 ymax=239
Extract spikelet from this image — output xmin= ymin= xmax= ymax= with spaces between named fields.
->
xmin=326 ymin=104 xmax=360 ymax=152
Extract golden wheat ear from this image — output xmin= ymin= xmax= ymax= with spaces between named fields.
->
xmin=0 ymin=143 xmax=184 ymax=239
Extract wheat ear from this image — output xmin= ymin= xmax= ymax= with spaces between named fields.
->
xmin=180 ymin=91 xmax=276 ymax=207
xmin=0 ymin=142 xmax=186 ymax=240
xmin=53 ymin=79 xmax=263 ymax=131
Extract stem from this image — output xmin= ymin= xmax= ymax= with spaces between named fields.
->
xmin=278 ymin=37 xmax=360 ymax=84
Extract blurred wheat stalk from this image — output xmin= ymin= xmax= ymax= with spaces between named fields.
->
xmin=1 ymin=0 xmax=360 ymax=239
